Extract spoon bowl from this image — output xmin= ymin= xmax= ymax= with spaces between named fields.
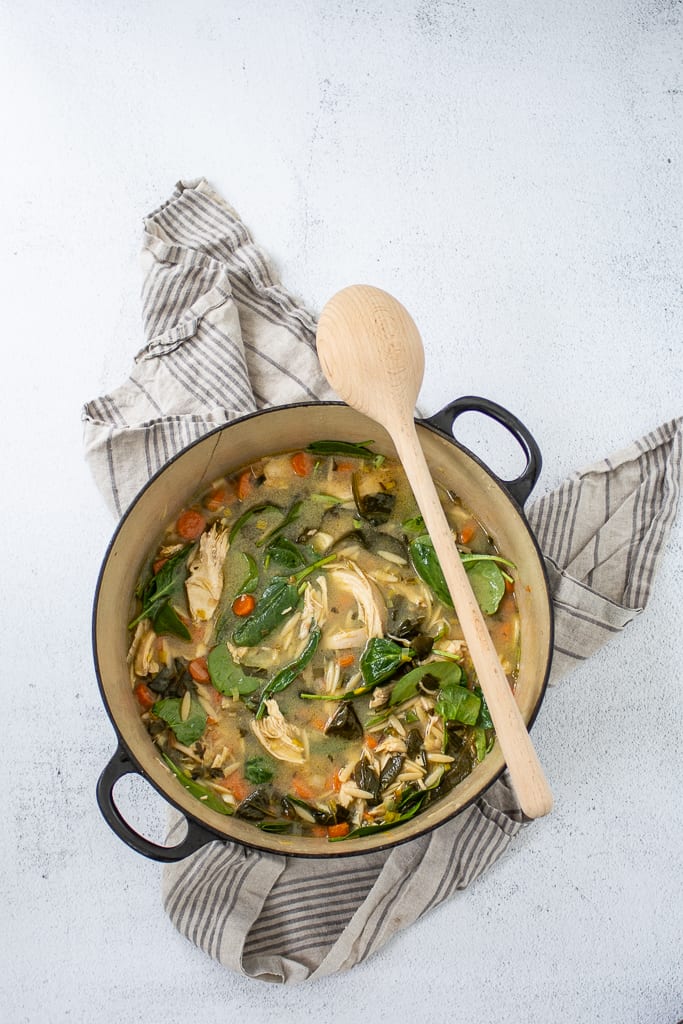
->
xmin=317 ymin=285 xmax=553 ymax=819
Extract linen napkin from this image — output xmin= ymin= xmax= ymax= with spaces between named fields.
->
xmin=82 ymin=179 xmax=682 ymax=985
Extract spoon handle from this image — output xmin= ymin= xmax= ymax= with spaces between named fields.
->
xmin=392 ymin=419 xmax=553 ymax=819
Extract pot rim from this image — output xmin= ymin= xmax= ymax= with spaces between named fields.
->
xmin=92 ymin=399 xmax=554 ymax=858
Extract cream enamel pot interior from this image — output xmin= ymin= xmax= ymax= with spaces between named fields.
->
xmin=94 ymin=397 xmax=554 ymax=860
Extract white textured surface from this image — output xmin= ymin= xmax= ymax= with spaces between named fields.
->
xmin=1 ymin=2 xmax=682 ymax=1022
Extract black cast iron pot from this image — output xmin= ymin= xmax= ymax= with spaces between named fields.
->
xmin=94 ymin=397 xmax=553 ymax=861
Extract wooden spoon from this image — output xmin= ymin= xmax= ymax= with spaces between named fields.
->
xmin=316 ymin=284 xmax=553 ymax=819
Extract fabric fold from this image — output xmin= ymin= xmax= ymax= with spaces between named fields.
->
xmin=83 ymin=179 xmax=682 ymax=985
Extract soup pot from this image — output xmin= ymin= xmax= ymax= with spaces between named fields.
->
xmin=94 ymin=397 xmax=553 ymax=861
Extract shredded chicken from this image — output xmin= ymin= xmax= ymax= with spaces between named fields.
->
xmin=127 ymin=620 xmax=159 ymax=677
xmin=250 ymin=699 xmax=308 ymax=764
xmin=325 ymin=559 xmax=387 ymax=639
xmin=299 ymin=578 xmax=328 ymax=637
xmin=185 ymin=524 xmax=229 ymax=622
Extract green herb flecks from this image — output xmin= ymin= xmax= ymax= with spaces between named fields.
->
xmin=244 ymin=756 xmax=276 ymax=785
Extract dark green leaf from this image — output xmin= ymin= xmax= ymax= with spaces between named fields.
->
xmin=234 ymin=552 xmax=259 ymax=596
xmin=352 ymin=473 xmax=396 ymax=526
xmin=153 ymin=697 xmax=207 ymax=745
xmin=129 ymin=545 xmax=192 ymax=629
xmin=389 ymin=660 xmax=461 ymax=707
xmin=306 ymin=439 xmax=377 ymax=460
xmin=151 ymin=602 xmax=191 ymax=641
xmin=435 ymin=683 xmax=481 ymax=726
xmin=360 ymin=637 xmax=414 ymax=690
xmin=161 ymin=755 xmax=233 ymax=816
xmin=207 ymin=644 xmax=261 ymax=695
xmin=409 ymin=534 xmax=453 ymax=606
xmin=402 ymin=513 xmax=425 ymax=533
xmin=255 ymin=500 xmax=302 ymax=547
xmin=228 ymin=503 xmax=281 ymax=544
xmin=265 ymin=536 xmax=309 ymax=569
xmin=256 ymin=628 xmax=321 ymax=718
xmin=244 ymin=756 xmax=276 ymax=784
xmin=465 ymin=560 xmax=506 ymax=614
xmin=474 ymin=685 xmax=493 ymax=730
xmin=232 ymin=578 xmax=300 ymax=647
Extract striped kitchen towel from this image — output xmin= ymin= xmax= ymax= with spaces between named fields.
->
xmin=82 ymin=179 xmax=682 ymax=985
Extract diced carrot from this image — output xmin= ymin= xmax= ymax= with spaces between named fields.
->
xmin=336 ymin=653 xmax=355 ymax=668
xmin=459 ymin=522 xmax=476 ymax=545
xmin=365 ymin=734 xmax=378 ymax=750
xmin=311 ymin=717 xmax=327 ymax=731
xmin=188 ymin=657 xmax=210 ymax=683
xmin=176 ymin=509 xmax=206 ymax=540
xmin=228 ymin=776 xmax=250 ymax=802
xmin=232 ymin=593 xmax=256 ymax=617
xmin=327 ymin=822 xmax=350 ymax=838
xmin=236 ymin=470 xmax=253 ymax=501
xmin=330 ymin=770 xmax=342 ymax=793
xmin=311 ymin=825 xmax=327 ymax=838
xmin=291 ymin=451 xmax=312 ymax=477
xmin=134 ymin=682 xmax=156 ymax=711
xmin=205 ymin=486 xmax=231 ymax=512
xmin=335 ymin=461 xmax=353 ymax=472
xmin=206 ymin=716 xmax=218 ymax=727
xmin=505 ymin=577 xmax=515 ymax=593
xmin=152 ymin=557 xmax=168 ymax=574
xmin=292 ymin=776 xmax=316 ymax=800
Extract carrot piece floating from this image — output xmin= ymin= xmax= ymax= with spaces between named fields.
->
xmin=176 ymin=509 xmax=206 ymax=540
xmin=459 ymin=522 xmax=476 ymax=545
xmin=311 ymin=825 xmax=327 ymax=838
xmin=134 ymin=683 xmax=156 ymax=711
xmin=152 ymin=557 xmax=168 ymax=575
xmin=327 ymin=822 xmax=350 ymax=838
xmin=336 ymin=653 xmax=355 ymax=668
xmin=335 ymin=461 xmax=354 ymax=472
xmin=236 ymin=471 xmax=253 ymax=501
xmin=188 ymin=657 xmax=210 ymax=683
xmin=232 ymin=593 xmax=256 ymax=617
xmin=291 ymin=451 xmax=312 ymax=477
xmin=292 ymin=775 xmax=316 ymax=800
xmin=365 ymin=734 xmax=378 ymax=750
xmin=205 ymin=486 xmax=231 ymax=511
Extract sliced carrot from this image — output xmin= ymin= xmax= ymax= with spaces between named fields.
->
xmin=205 ymin=486 xmax=231 ymax=512
xmin=327 ymin=822 xmax=350 ymax=839
xmin=330 ymin=770 xmax=342 ymax=793
xmin=335 ymin=461 xmax=353 ymax=472
xmin=365 ymin=734 xmax=378 ymax=750
xmin=459 ymin=522 xmax=477 ymax=545
xmin=152 ymin=557 xmax=168 ymax=575
xmin=292 ymin=776 xmax=316 ymax=800
xmin=236 ymin=470 xmax=253 ymax=501
xmin=311 ymin=825 xmax=327 ymax=838
xmin=336 ymin=653 xmax=355 ymax=668
xmin=291 ymin=451 xmax=312 ymax=477
xmin=134 ymin=682 xmax=156 ymax=711
xmin=228 ymin=776 xmax=250 ymax=802
xmin=188 ymin=657 xmax=210 ymax=683
xmin=232 ymin=593 xmax=256 ymax=617
xmin=176 ymin=509 xmax=206 ymax=540
xmin=505 ymin=577 xmax=515 ymax=593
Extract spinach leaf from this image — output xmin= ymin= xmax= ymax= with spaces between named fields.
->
xmin=465 ymin=560 xmax=506 ymax=615
xmin=352 ymin=473 xmax=396 ymax=526
xmin=409 ymin=535 xmax=453 ymax=606
xmin=265 ymin=536 xmax=310 ymax=569
xmin=255 ymin=627 xmax=321 ymax=718
xmin=129 ymin=544 xmax=192 ymax=630
xmin=228 ymin=503 xmax=282 ymax=544
xmin=234 ymin=552 xmax=259 ymax=596
xmin=232 ymin=554 xmax=336 ymax=647
xmin=244 ymin=756 xmax=276 ymax=785
xmin=410 ymin=534 xmax=513 ymax=614
xmin=151 ymin=602 xmax=191 ymax=641
xmin=207 ymin=644 xmax=261 ymax=696
xmin=255 ymin=500 xmax=302 ymax=548
xmin=435 ymin=683 xmax=481 ymax=726
xmin=306 ymin=439 xmax=377 ymax=461
xmin=153 ymin=697 xmax=207 ymax=745
xmin=402 ymin=513 xmax=425 ymax=534
xmin=474 ymin=685 xmax=493 ymax=730
xmin=161 ymin=754 xmax=233 ymax=816
xmin=389 ymin=660 xmax=461 ymax=707
xmin=360 ymin=637 xmax=414 ymax=689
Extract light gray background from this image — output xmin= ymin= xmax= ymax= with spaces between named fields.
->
xmin=1 ymin=2 xmax=681 ymax=1022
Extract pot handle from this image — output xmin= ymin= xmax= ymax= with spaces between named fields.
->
xmin=422 ymin=395 xmax=542 ymax=506
xmin=96 ymin=745 xmax=217 ymax=863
